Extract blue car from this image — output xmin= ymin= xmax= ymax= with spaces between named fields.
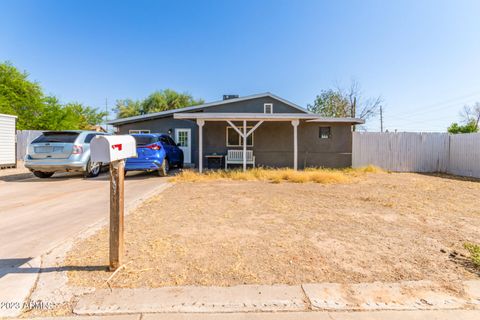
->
xmin=126 ymin=133 xmax=184 ymax=176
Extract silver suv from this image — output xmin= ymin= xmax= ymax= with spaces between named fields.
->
xmin=24 ymin=131 xmax=109 ymax=178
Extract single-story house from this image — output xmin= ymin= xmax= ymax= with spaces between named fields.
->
xmin=107 ymin=93 xmax=364 ymax=171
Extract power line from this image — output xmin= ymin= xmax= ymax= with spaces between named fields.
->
xmin=399 ymin=90 xmax=480 ymax=116
xmin=393 ymin=96 xmax=480 ymax=119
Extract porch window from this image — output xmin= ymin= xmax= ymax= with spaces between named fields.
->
xmin=226 ymin=126 xmax=253 ymax=147
xmin=129 ymin=129 xmax=151 ymax=134
xmin=264 ymin=103 xmax=273 ymax=114
xmin=319 ymin=127 xmax=331 ymax=139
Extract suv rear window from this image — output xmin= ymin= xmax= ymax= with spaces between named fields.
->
xmin=133 ymin=135 xmax=158 ymax=146
xmin=32 ymin=132 xmax=80 ymax=143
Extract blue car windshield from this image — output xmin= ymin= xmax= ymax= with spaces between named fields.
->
xmin=133 ymin=135 xmax=157 ymax=146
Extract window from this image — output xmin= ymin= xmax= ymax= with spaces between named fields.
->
xmin=177 ymin=131 xmax=189 ymax=147
xmin=264 ymin=103 xmax=273 ymax=114
xmin=226 ymin=127 xmax=253 ymax=147
xmin=133 ymin=135 xmax=158 ymax=146
xmin=160 ymin=136 xmax=171 ymax=145
xmin=129 ymin=129 xmax=150 ymax=134
xmin=32 ymin=132 xmax=79 ymax=143
xmin=319 ymin=127 xmax=331 ymax=139
xmin=84 ymin=133 xmax=98 ymax=143
xmin=167 ymin=136 xmax=177 ymax=146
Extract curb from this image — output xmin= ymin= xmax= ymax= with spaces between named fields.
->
xmin=72 ymin=280 xmax=480 ymax=315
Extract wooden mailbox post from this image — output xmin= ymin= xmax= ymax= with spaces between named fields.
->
xmin=90 ymin=135 xmax=136 ymax=271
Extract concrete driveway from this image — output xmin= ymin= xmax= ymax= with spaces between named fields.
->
xmin=0 ymin=171 xmax=169 ymax=264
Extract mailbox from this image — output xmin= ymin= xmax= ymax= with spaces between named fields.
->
xmin=90 ymin=135 xmax=137 ymax=163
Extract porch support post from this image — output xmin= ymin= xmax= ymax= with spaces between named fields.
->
xmin=197 ymin=119 xmax=205 ymax=173
xmin=291 ymin=119 xmax=299 ymax=170
xmin=243 ymin=120 xmax=247 ymax=172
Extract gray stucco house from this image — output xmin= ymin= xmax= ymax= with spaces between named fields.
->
xmin=107 ymin=93 xmax=363 ymax=171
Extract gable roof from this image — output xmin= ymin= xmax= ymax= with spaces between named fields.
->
xmin=107 ymin=92 xmax=310 ymax=125
xmin=174 ymin=112 xmax=365 ymax=124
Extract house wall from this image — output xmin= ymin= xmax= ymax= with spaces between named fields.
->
xmin=204 ymin=96 xmax=305 ymax=113
xmin=115 ymin=96 xmax=353 ymax=168
xmin=116 ymin=96 xmax=305 ymax=166
xmin=204 ymin=121 xmax=352 ymax=169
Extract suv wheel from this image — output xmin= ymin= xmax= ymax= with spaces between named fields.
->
xmin=33 ymin=171 xmax=54 ymax=179
xmin=85 ymin=159 xmax=102 ymax=178
xmin=157 ymin=158 xmax=169 ymax=177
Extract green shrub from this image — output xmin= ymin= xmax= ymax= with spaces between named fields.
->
xmin=464 ymin=243 xmax=480 ymax=266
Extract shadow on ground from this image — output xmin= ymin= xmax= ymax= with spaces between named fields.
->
xmin=4 ymin=169 xmax=172 ymax=183
xmin=0 ymin=258 xmax=107 ymax=279
xmin=449 ymin=254 xmax=480 ymax=277
xmin=418 ymin=172 xmax=480 ymax=183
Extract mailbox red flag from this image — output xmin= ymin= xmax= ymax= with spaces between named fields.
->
xmin=111 ymin=144 xmax=123 ymax=151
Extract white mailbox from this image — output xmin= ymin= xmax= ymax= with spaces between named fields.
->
xmin=90 ymin=135 xmax=137 ymax=163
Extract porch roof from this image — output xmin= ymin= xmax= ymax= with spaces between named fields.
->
xmin=174 ymin=112 xmax=365 ymax=124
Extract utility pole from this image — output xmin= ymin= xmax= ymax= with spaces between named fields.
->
xmin=352 ymin=96 xmax=357 ymax=132
xmin=380 ymin=105 xmax=384 ymax=133
xmin=105 ymin=98 xmax=108 ymax=133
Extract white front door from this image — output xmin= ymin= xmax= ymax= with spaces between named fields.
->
xmin=175 ymin=128 xmax=191 ymax=163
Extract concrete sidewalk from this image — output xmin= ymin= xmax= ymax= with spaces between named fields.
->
xmin=23 ymin=310 xmax=480 ymax=320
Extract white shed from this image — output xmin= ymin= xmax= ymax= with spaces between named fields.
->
xmin=0 ymin=113 xmax=17 ymax=168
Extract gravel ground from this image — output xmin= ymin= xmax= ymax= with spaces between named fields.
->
xmin=65 ymin=172 xmax=480 ymax=288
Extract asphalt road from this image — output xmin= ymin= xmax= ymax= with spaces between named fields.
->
xmin=0 ymin=171 xmax=168 ymax=264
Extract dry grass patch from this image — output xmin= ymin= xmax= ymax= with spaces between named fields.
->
xmin=170 ymin=165 xmax=383 ymax=184
xmin=464 ymin=243 xmax=480 ymax=267
xmin=66 ymin=172 xmax=480 ymax=288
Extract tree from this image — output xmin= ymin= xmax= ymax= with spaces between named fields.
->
xmin=447 ymin=120 xmax=478 ymax=134
xmin=0 ymin=61 xmax=106 ymax=130
xmin=0 ymin=62 xmax=44 ymax=129
xmin=114 ymin=99 xmax=142 ymax=119
xmin=447 ymin=102 xmax=480 ymax=134
xmin=307 ymin=89 xmax=349 ymax=117
xmin=308 ymin=80 xmax=383 ymax=122
xmin=460 ymin=102 xmax=480 ymax=129
xmin=115 ymin=89 xmax=204 ymax=118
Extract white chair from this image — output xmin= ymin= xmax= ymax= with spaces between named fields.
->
xmin=225 ymin=150 xmax=255 ymax=169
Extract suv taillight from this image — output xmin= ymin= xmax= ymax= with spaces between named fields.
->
xmin=72 ymin=145 xmax=83 ymax=154
xmin=145 ymin=144 xmax=161 ymax=150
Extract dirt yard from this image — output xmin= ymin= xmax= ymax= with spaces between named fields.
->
xmin=66 ymin=172 xmax=480 ymax=288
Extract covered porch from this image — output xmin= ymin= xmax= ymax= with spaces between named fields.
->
xmin=174 ymin=113 xmax=363 ymax=173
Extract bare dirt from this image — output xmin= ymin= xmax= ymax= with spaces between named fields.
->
xmin=66 ymin=172 xmax=480 ymax=288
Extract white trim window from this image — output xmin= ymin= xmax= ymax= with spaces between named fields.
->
xmin=264 ymin=103 xmax=273 ymax=114
xmin=226 ymin=126 xmax=254 ymax=147
xmin=129 ymin=129 xmax=151 ymax=134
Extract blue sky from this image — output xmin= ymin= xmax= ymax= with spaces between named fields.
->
xmin=1 ymin=0 xmax=479 ymax=132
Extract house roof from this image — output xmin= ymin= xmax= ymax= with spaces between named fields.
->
xmin=107 ymin=92 xmax=310 ymax=125
xmin=174 ymin=112 xmax=365 ymax=124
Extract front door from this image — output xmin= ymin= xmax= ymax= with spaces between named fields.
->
xmin=175 ymin=128 xmax=191 ymax=164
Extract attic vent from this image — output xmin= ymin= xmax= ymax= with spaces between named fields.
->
xmin=223 ymin=94 xmax=239 ymax=100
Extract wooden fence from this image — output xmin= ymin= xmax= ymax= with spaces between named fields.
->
xmin=352 ymin=132 xmax=480 ymax=178
xmin=16 ymin=130 xmax=43 ymax=161
xmin=448 ymin=133 xmax=480 ymax=178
